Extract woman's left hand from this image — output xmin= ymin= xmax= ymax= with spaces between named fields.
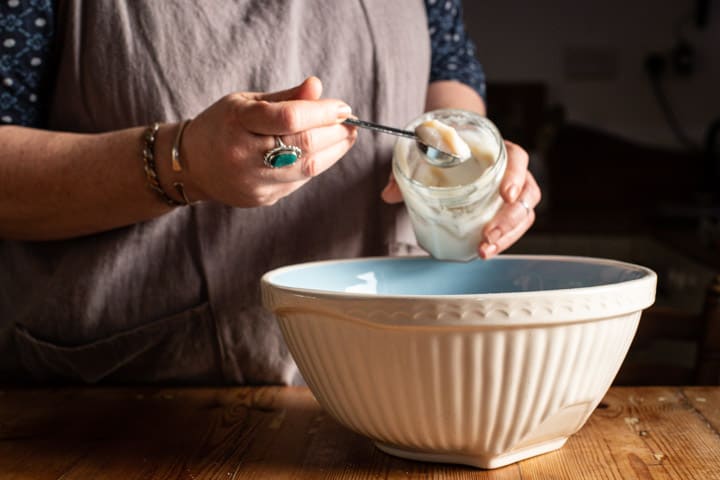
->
xmin=381 ymin=139 xmax=541 ymax=259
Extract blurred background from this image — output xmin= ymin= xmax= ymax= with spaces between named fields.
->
xmin=463 ymin=0 xmax=720 ymax=384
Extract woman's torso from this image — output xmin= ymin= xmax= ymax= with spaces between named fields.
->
xmin=0 ymin=0 xmax=429 ymax=384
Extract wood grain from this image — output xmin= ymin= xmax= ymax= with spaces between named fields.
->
xmin=0 ymin=386 xmax=719 ymax=479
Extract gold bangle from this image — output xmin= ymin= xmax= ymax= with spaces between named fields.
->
xmin=142 ymin=123 xmax=186 ymax=207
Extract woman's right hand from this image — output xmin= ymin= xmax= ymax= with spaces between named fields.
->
xmin=179 ymin=76 xmax=356 ymax=207
xmin=0 ymin=77 xmax=354 ymax=240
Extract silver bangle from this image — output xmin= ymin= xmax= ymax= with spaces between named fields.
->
xmin=171 ymin=119 xmax=192 ymax=172
xmin=142 ymin=123 xmax=186 ymax=207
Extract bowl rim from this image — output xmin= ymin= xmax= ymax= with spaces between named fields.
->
xmin=261 ymin=254 xmax=657 ymax=300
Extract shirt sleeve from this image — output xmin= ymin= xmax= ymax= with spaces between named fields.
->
xmin=425 ymin=0 xmax=486 ymax=100
xmin=0 ymin=0 xmax=54 ymax=127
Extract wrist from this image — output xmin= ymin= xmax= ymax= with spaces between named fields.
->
xmin=154 ymin=122 xmax=209 ymax=204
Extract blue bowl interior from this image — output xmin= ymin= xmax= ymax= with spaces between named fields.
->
xmin=268 ymin=257 xmax=649 ymax=296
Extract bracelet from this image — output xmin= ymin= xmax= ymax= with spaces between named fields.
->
xmin=142 ymin=123 xmax=186 ymax=207
xmin=170 ymin=119 xmax=196 ymax=205
xmin=171 ymin=119 xmax=191 ymax=172
xmin=173 ymin=182 xmax=193 ymax=205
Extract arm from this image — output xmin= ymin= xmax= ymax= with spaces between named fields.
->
xmin=383 ymin=0 xmax=541 ymax=259
xmin=425 ymin=80 xmax=486 ymax=114
xmin=423 ymin=80 xmax=541 ymax=259
xmin=0 ymin=124 xmax=186 ymax=240
xmin=0 ymin=1 xmax=149 ymax=240
xmin=0 ymin=77 xmax=356 ymax=241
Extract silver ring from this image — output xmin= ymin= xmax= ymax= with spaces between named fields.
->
xmin=263 ymin=136 xmax=302 ymax=168
xmin=519 ymin=198 xmax=531 ymax=215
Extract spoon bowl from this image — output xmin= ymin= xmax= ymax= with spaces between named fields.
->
xmin=344 ymin=117 xmax=470 ymax=167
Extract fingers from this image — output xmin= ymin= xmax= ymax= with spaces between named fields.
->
xmin=381 ymin=173 xmax=403 ymax=204
xmin=257 ymin=125 xmax=357 ymax=182
xmin=238 ymin=98 xmax=353 ymax=135
xmin=253 ymin=76 xmax=323 ymax=102
xmin=379 ymin=139 xmax=540 ymax=258
xmin=479 ymin=209 xmax=535 ymax=259
xmin=237 ymin=77 xmax=351 ymax=135
xmin=381 ymin=142 xmax=531 ymax=205
xmin=297 ymin=132 xmax=357 ymax=178
xmin=478 ymin=171 xmax=541 ymax=259
xmin=187 ymin=78 xmax=358 ymax=208
xmin=281 ymin=123 xmax=355 ymax=160
xmin=499 ymin=141 xmax=529 ymax=203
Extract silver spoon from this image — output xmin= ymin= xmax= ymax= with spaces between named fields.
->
xmin=343 ymin=118 xmax=470 ymax=168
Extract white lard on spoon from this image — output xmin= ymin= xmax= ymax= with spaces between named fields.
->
xmin=410 ymin=119 xmax=499 ymax=187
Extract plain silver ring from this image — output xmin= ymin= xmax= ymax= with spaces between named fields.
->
xmin=519 ymin=198 xmax=531 ymax=215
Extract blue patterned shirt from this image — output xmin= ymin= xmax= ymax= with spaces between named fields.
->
xmin=425 ymin=0 xmax=486 ymax=99
xmin=0 ymin=0 xmax=53 ymax=127
xmin=0 ymin=0 xmax=485 ymax=127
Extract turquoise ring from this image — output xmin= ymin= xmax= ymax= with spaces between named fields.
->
xmin=263 ymin=136 xmax=302 ymax=168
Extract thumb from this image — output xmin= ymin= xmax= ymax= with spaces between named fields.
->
xmin=255 ymin=76 xmax=323 ymax=103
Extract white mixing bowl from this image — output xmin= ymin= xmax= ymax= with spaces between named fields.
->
xmin=261 ymin=255 xmax=656 ymax=468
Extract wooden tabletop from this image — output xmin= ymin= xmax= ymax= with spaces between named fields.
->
xmin=1 ymin=386 xmax=719 ymax=479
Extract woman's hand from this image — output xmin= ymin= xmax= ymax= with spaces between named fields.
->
xmin=180 ymin=76 xmax=356 ymax=207
xmin=475 ymin=141 xmax=541 ymax=259
xmin=381 ymin=139 xmax=541 ymax=259
xmin=0 ymin=76 xmax=356 ymax=240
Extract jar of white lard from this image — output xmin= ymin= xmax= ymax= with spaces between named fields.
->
xmin=392 ymin=109 xmax=507 ymax=262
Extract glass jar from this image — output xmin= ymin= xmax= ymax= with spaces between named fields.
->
xmin=392 ymin=109 xmax=507 ymax=262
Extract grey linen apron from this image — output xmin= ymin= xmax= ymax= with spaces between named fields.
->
xmin=0 ymin=0 xmax=430 ymax=384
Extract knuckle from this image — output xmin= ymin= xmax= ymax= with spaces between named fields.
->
xmin=249 ymin=186 xmax=271 ymax=206
xmin=226 ymin=93 xmax=248 ymax=117
xmin=278 ymin=103 xmax=301 ymax=131
xmin=506 ymin=142 xmax=529 ymax=163
xmin=264 ymin=196 xmax=280 ymax=207
xmin=484 ymin=223 xmax=503 ymax=243
xmin=301 ymin=155 xmax=318 ymax=177
xmin=296 ymin=130 xmax=314 ymax=153
xmin=225 ymin=92 xmax=245 ymax=105
xmin=257 ymin=195 xmax=275 ymax=207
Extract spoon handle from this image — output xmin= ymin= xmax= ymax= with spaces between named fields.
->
xmin=343 ymin=118 xmax=416 ymax=140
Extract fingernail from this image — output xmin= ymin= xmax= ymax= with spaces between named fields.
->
xmin=479 ymin=242 xmax=497 ymax=259
xmin=337 ymin=104 xmax=352 ymax=119
xmin=485 ymin=227 xmax=502 ymax=244
xmin=506 ymin=184 xmax=519 ymax=202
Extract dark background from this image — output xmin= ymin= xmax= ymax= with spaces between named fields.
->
xmin=463 ymin=0 xmax=720 ymax=384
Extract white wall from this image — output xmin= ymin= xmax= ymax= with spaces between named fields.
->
xmin=463 ymin=0 xmax=720 ymax=149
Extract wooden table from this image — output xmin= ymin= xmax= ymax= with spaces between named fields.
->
xmin=1 ymin=386 xmax=719 ymax=479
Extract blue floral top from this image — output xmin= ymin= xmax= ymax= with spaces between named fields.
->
xmin=0 ymin=0 xmax=485 ymax=127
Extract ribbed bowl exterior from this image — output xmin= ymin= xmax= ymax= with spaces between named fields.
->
xmin=262 ymin=256 xmax=656 ymax=468
xmin=277 ymin=310 xmax=640 ymax=467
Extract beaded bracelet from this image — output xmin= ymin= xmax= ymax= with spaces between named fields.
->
xmin=142 ymin=123 xmax=186 ymax=207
